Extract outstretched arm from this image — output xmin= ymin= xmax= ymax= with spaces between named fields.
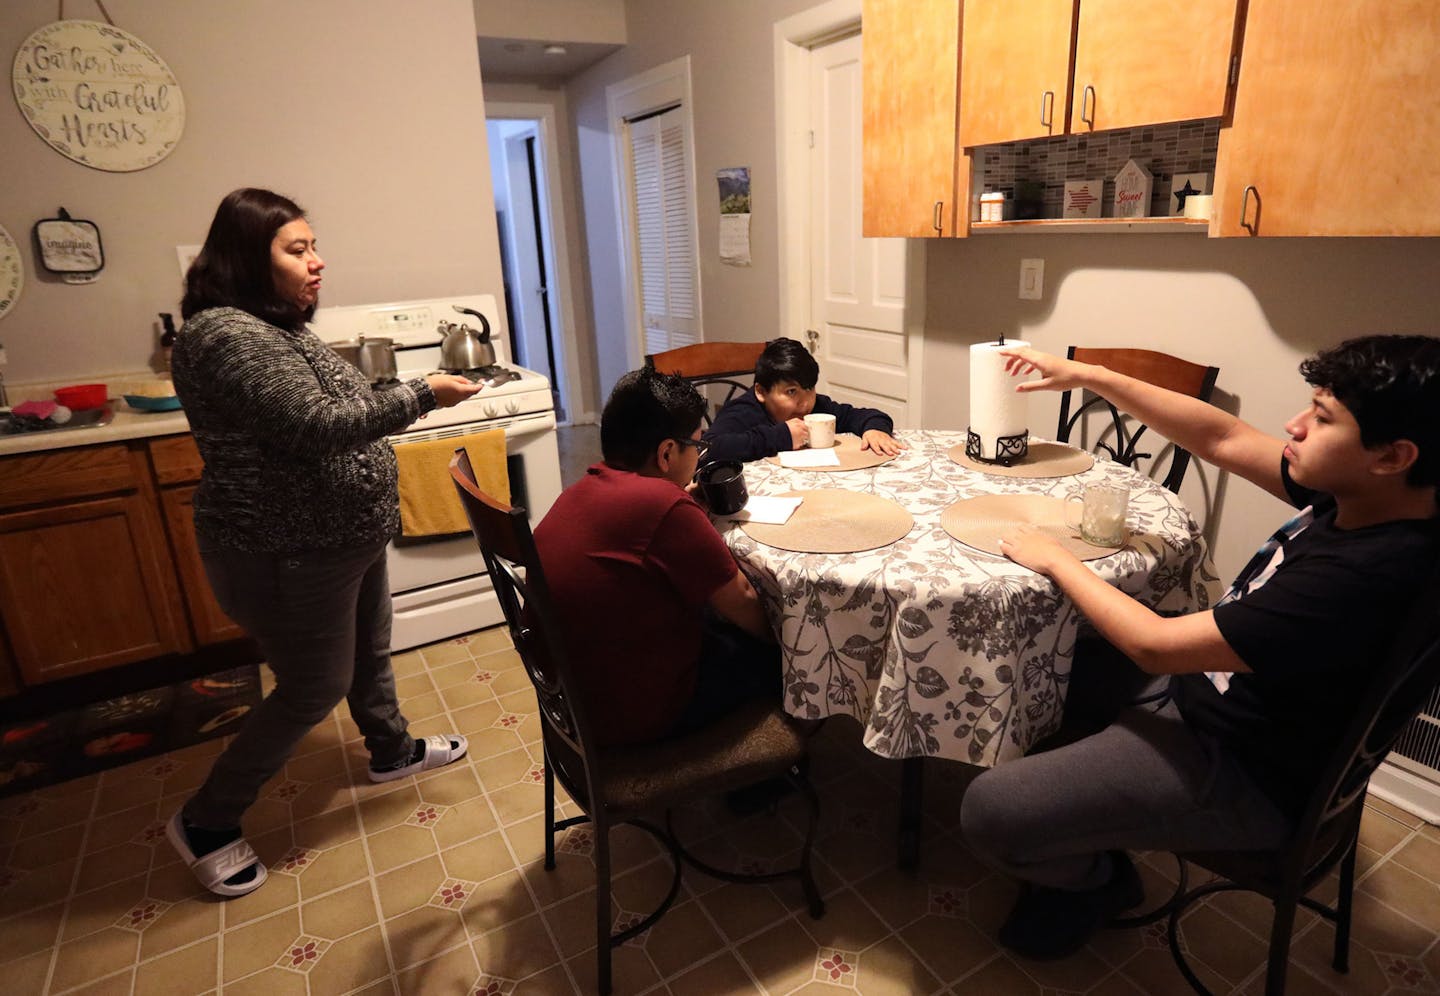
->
xmin=1002 ymin=347 xmax=1289 ymax=501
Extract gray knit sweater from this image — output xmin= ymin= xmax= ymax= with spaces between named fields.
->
xmin=171 ymin=306 xmax=437 ymax=554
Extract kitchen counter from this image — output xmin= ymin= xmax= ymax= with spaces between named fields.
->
xmin=0 ymin=405 xmax=190 ymax=457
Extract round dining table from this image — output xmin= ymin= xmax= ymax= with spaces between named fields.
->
xmin=719 ymin=429 xmax=1223 ymax=864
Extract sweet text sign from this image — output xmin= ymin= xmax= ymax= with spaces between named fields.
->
xmin=12 ymin=20 xmax=185 ymax=172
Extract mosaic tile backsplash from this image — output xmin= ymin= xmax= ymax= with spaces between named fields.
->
xmin=973 ymin=117 xmax=1221 ymax=220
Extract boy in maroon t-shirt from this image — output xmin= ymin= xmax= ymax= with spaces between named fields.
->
xmin=534 ymin=368 xmax=780 ymax=746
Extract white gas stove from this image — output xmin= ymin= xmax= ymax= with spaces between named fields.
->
xmin=310 ymin=293 xmax=554 ymax=432
xmin=310 ymin=294 xmax=563 ymax=650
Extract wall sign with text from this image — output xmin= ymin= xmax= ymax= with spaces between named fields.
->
xmin=12 ymin=19 xmax=185 ymax=172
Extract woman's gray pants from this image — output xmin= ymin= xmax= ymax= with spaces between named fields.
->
xmin=959 ymin=694 xmax=1292 ymax=892
xmin=182 ymin=539 xmax=413 ymax=829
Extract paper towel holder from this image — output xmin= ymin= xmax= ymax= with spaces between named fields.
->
xmin=966 ymin=427 xmax=1029 ymax=466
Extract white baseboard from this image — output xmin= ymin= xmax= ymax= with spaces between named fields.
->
xmin=1370 ymin=760 xmax=1440 ymax=825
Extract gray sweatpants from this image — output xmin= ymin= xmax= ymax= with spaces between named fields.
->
xmin=959 ymin=690 xmax=1292 ymax=891
xmin=182 ymin=539 xmax=413 ymax=829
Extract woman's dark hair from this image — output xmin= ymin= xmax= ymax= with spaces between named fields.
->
xmin=181 ymin=187 xmax=311 ymax=332
xmin=1300 ymin=334 xmax=1440 ymax=491
xmin=601 ymin=368 xmax=706 ymax=470
xmin=756 ymin=337 xmax=820 ymax=389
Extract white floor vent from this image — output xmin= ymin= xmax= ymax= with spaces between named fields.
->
xmin=1370 ymin=684 xmax=1440 ymax=825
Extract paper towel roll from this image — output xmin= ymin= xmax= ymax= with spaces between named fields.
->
xmin=1182 ymin=194 xmax=1214 ymax=220
xmin=969 ymin=340 xmax=1030 ymax=460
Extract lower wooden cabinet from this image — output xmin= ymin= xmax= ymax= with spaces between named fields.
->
xmin=0 ymin=629 xmax=18 ymax=697
xmin=0 ymin=433 xmax=241 ymax=690
xmin=159 ymin=484 xmax=245 ymax=645
xmin=0 ymin=462 xmax=190 ymax=684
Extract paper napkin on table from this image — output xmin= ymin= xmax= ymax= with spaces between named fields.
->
xmin=724 ymin=496 xmax=803 ymax=524
xmin=779 ymin=448 xmax=841 ymax=468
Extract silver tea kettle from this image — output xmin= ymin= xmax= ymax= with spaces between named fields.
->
xmin=437 ymin=307 xmax=494 ymax=371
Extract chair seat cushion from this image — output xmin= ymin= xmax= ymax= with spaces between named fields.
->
xmin=599 ymin=700 xmax=808 ymax=813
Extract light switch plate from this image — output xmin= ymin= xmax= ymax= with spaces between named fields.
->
xmin=176 ymin=244 xmax=202 ymax=280
xmin=1019 ymin=258 xmax=1044 ymax=300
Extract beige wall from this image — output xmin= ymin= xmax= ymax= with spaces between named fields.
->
xmin=924 ymin=234 xmax=1440 ymax=579
xmin=473 ymin=0 xmax=626 ymax=43
xmin=1 ymin=0 xmax=502 ymax=385
xmin=567 ymin=0 xmax=827 ymax=397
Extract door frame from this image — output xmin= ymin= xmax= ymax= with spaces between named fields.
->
xmin=774 ymin=0 xmax=926 ymax=422
xmin=486 ymin=100 xmax=583 ymax=423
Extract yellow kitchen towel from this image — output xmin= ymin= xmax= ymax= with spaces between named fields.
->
xmin=395 ymin=429 xmax=510 ymax=537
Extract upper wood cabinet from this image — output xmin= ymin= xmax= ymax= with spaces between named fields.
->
xmin=862 ymin=0 xmax=966 ymax=237
xmin=1212 ymin=0 xmax=1440 ymax=236
xmin=959 ymin=0 xmax=1242 ymax=148
xmin=959 ymin=0 xmax=1075 ymax=147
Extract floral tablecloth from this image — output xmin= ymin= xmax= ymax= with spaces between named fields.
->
xmin=721 ymin=430 xmax=1222 ymax=767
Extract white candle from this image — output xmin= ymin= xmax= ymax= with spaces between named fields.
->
xmin=969 ymin=339 xmax=1030 ymax=460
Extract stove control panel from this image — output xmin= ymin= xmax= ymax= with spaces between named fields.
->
xmin=367 ymin=306 xmax=434 ymax=335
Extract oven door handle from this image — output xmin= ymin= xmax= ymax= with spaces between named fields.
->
xmin=390 ymin=410 xmax=557 ymax=447
xmin=498 ymin=411 xmax=557 ymax=438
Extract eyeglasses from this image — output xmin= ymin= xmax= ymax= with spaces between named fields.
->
xmin=670 ymin=436 xmax=711 ymax=459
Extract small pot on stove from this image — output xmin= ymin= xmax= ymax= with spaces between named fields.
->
xmin=438 ymin=312 xmax=495 ymax=371
xmin=331 ymin=336 xmax=398 ymax=384
xmin=358 ymin=336 xmax=398 ymax=384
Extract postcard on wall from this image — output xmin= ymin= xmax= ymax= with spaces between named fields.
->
xmin=717 ymin=167 xmax=751 ymax=266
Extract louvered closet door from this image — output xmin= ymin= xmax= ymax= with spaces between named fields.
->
xmin=629 ymin=107 xmax=700 ymax=354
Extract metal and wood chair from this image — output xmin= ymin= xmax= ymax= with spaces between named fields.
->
xmin=1057 ymin=346 xmax=1220 ymax=493
xmin=645 ymin=340 xmax=768 ymax=425
xmin=1116 ymin=561 xmax=1440 ymax=994
xmin=448 ymin=448 xmax=824 ymax=995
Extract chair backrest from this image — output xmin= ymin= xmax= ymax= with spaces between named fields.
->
xmin=1056 ymin=346 xmax=1220 ymax=493
xmin=1282 ymin=559 xmax=1440 ymax=890
xmin=645 ymin=340 xmax=768 ymax=426
xmin=448 ymin=448 xmax=602 ymax=812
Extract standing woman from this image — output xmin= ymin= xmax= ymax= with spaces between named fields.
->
xmin=167 ymin=188 xmax=481 ymax=897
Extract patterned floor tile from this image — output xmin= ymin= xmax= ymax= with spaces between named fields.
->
xmin=5 ymin=620 xmax=1440 ymax=995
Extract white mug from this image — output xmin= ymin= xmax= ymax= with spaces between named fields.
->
xmin=804 ymin=412 xmax=837 ymax=448
xmin=1065 ymin=480 xmax=1129 ymax=547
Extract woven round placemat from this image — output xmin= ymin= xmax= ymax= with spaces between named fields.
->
xmin=940 ymin=494 xmax=1123 ymax=561
xmin=947 ymin=441 xmax=1094 ymax=479
xmin=741 ymin=489 xmax=913 ymax=553
xmin=766 ymin=433 xmax=897 ymax=472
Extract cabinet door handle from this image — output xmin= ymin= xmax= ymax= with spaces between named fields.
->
xmin=1240 ymin=185 xmax=1259 ymax=234
xmin=933 ymin=200 xmax=944 ymax=234
xmin=1040 ymin=90 xmax=1054 ymax=130
xmin=1079 ymin=85 xmax=1096 ymax=128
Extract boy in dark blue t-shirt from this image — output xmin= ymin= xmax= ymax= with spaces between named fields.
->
xmin=960 ymin=334 xmax=1440 ymax=961
xmin=702 ymin=337 xmax=905 ymax=463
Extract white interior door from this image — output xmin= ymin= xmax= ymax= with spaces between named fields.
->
xmin=808 ymin=31 xmax=917 ymax=426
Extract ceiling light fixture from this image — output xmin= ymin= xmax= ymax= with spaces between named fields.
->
xmin=543 ymin=44 xmax=568 ymax=56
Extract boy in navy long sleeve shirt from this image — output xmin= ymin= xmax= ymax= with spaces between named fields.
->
xmin=702 ymin=337 xmax=905 ymax=463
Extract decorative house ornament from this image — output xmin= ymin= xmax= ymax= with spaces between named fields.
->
xmin=1063 ymin=178 xmax=1104 ymax=219
xmin=0 ymin=223 xmax=22 ymax=320
xmin=34 ymin=207 xmax=104 ymax=283
xmin=1113 ymin=159 xmax=1153 ymax=219
xmin=1168 ymin=172 xmax=1213 ymax=216
xmin=12 ymin=19 xmax=185 ymax=172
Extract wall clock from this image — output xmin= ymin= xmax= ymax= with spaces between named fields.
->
xmin=12 ymin=19 xmax=185 ymax=172
xmin=0 ymin=224 xmax=22 ymax=321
